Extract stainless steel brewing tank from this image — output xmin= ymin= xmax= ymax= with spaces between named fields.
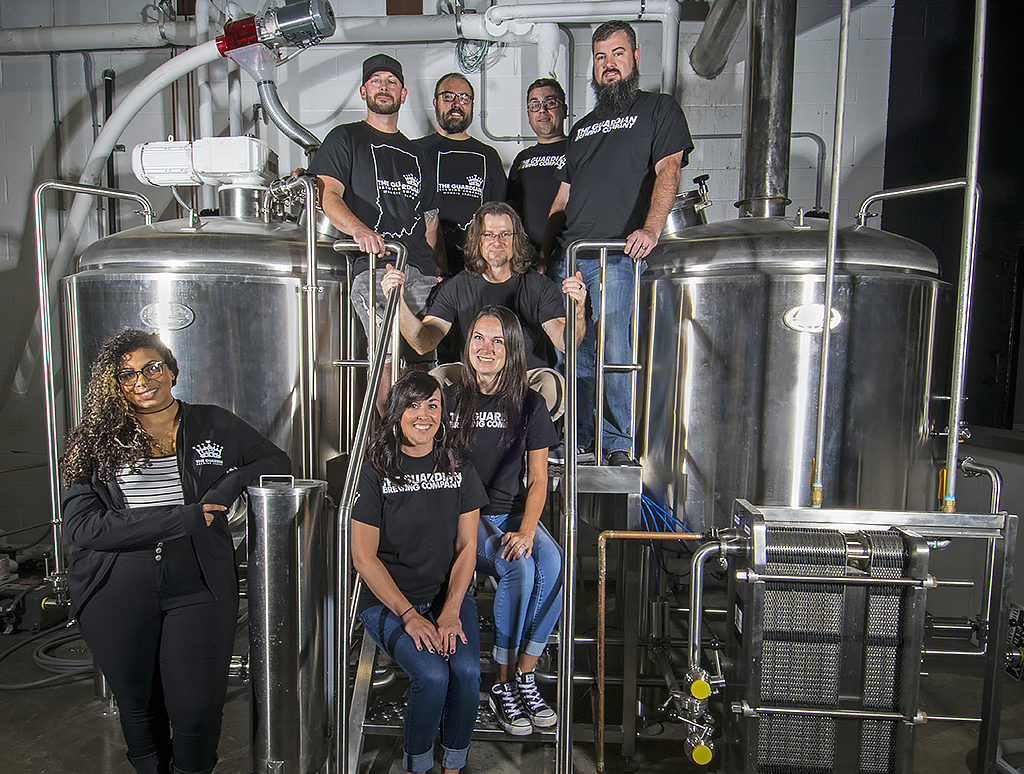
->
xmin=640 ymin=217 xmax=949 ymax=531
xmin=60 ymin=216 xmax=356 ymax=477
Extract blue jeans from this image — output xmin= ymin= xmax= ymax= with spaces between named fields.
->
xmin=360 ymin=594 xmax=480 ymax=772
xmin=476 ymin=513 xmax=563 ymax=665
xmin=554 ymin=253 xmax=644 ymax=454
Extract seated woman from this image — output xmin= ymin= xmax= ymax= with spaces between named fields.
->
xmin=60 ymin=329 xmax=290 ymax=774
xmin=449 ymin=306 xmax=562 ymax=735
xmin=352 ymin=371 xmax=487 ymax=774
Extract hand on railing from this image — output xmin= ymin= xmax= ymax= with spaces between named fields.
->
xmin=381 ymin=263 xmax=405 ymax=299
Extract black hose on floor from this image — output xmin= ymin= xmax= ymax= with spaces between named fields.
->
xmin=0 ymin=622 xmax=91 ymax=690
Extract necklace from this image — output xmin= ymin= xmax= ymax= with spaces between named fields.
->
xmin=145 ymin=402 xmax=180 ymax=456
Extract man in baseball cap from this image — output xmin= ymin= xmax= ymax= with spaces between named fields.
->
xmin=362 ymin=53 xmax=404 ymax=85
xmin=306 ymin=53 xmax=441 ymax=411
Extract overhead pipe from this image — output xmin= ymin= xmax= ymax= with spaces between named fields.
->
xmin=0 ymin=22 xmax=197 ymax=53
xmin=941 ymin=0 xmax=987 ymax=513
xmin=810 ymin=0 xmax=851 ymax=508
xmin=483 ymin=0 xmax=682 ymax=94
xmin=736 ymin=0 xmax=798 ymax=218
xmin=690 ymin=0 xmax=746 ymax=79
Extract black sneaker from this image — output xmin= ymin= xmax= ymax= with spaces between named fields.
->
xmin=606 ymin=450 xmax=639 ymax=466
xmin=548 ymin=444 xmax=596 ymax=465
xmin=515 ymin=669 xmax=557 ymax=728
xmin=489 ymin=681 xmax=533 ymax=735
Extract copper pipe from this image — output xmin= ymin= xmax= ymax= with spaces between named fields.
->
xmin=596 ymin=529 xmax=702 ymax=774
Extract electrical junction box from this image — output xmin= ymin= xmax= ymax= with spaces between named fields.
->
xmin=133 ymin=136 xmax=276 ymax=188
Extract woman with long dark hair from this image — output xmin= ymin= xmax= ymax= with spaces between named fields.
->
xmin=352 ymin=370 xmax=487 ymax=774
xmin=449 ymin=305 xmax=562 ymax=736
xmin=60 ymin=329 xmax=289 ymax=774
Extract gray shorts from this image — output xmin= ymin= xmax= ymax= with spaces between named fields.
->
xmin=351 ymin=265 xmax=438 ymax=362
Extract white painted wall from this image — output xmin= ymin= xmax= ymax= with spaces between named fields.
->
xmin=0 ymin=0 xmax=895 ymax=534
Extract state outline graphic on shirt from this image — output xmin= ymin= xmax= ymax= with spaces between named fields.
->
xmin=436 ymin=149 xmax=487 ymax=230
xmin=370 ymin=142 xmax=423 ymax=239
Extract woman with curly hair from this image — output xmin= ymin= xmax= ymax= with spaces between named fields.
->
xmin=351 ymin=370 xmax=487 ymax=774
xmin=448 ymin=306 xmax=561 ymax=736
xmin=61 ymin=329 xmax=289 ymax=774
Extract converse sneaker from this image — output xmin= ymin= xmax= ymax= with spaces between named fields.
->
xmin=489 ymin=681 xmax=533 ymax=735
xmin=515 ymin=669 xmax=557 ymax=728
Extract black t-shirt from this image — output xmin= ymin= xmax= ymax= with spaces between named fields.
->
xmin=446 ymin=387 xmax=558 ymax=515
xmin=558 ymin=91 xmax=693 ymax=248
xmin=353 ymin=451 xmax=487 ymax=611
xmin=307 ymin=121 xmax=440 ymax=276
xmin=414 ymin=133 xmax=508 ymax=274
xmin=423 ymin=270 xmax=565 ymax=369
xmin=507 ymin=139 xmax=567 ymax=249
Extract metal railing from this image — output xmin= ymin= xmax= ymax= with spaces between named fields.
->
xmin=558 ymin=239 xmax=643 ymax=773
xmin=330 ymin=245 xmax=404 ymax=454
xmin=34 ymin=180 xmax=155 ymax=604
xmin=563 ymin=240 xmax=644 ymax=464
xmin=331 ymin=242 xmax=407 ymax=774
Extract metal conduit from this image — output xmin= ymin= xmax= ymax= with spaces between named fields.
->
xmin=331 ymin=241 xmax=407 ymax=774
xmin=810 ymin=0 xmax=851 ymax=508
xmin=693 ymin=131 xmax=828 ymax=212
xmin=596 ymin=530 xmax=703 ymax=774
xmin=942 ymin=0 xmax=988 ymax=513
xmin=34 ymin=181 xmax=155 ymax=604
xmin=961 ymin=457 xmax=1002 ymax=514
xmin=855 ymin=177 xmax=968 ymax=226
xmin=258 ymin=80 xmax=320 ymax=156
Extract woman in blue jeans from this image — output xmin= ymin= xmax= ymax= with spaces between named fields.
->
xmin=448 ymin=306 xmax=562 ymax=736
xmin=352 ymin=371 xmax=488 ymax=773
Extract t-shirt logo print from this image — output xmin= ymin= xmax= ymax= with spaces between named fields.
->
xmin=192 ymin=440 xmax=224 ymax=467
xmin=371 ymin=143 xmax=423 ymax=238
xmin=437 ymin=150 xmax=486 ymax=229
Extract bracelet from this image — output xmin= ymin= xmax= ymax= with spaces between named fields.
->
xmin=399 ymin=605 xmax=414 ymax=619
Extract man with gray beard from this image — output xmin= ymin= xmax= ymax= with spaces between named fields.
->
xmin=544 ymin=20 xmax=693 ymax=466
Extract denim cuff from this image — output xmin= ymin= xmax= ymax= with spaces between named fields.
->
xmin=492 ymin=643 xmax=517 ymax=665
xmin=441 ymin=742 xmax=470 ymax=771
xmin=522 ymin=638 xmax=549 ymax=658
xmin=404 ymin=742 xmax=436 ymax=773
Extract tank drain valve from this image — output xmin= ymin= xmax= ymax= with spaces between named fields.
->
xmin=684 ymin=667 xmax=713 ymax=700
xmin=685 ymin=733 xmax=715 ymax=766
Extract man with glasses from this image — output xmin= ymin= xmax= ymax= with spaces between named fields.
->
xmin=545 ymin=21 xmax=693 ymax=466
xmin=306 ymin=53 xmax=441 ymax=410
xmin=381 ymin=201 xmax=585 ymax=370
xmin=415 ymin=73 xmax=507 ymax=278
xmin=507 ymin=79 xmax=568 ymax=252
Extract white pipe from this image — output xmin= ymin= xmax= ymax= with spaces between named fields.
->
xmin=321 ymin=15 xmax=535 ymax=45
xmin=0 ymin=22 xmax=197 ymax=53
xmin=226 ymin=2 xmax=245 ymax=136
xmin=535 ymin=22 xmax=560 ymax=78
xmin=486 ymin=0 xmax=673 ymax=26
xmin=660 ymin=0 xmax=680 ymax=96
xmin=196 ymin=0 xmax=216 ymax=211
xmin=12 ymin=39 xmax=223 ymax=396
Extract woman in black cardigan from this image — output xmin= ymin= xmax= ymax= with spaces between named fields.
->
xmin=60 ymin=329 xmax=289 ymax=774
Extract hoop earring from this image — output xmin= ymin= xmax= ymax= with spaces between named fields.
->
xmin=434 ymin=423 xmax=447 ymax=443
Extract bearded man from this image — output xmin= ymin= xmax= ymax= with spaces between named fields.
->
xmin=415 ymin=73 xmax=507 ymax=278
xmin=544 ymin=20 xmax=694 ymax=466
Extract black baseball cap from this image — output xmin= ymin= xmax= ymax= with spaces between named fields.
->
xmin=362 ymin=54 xmax=404 ymax=86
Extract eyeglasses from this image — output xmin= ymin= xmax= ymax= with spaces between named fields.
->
xmin=481 ymin=231 xmax=514 ymax=241
xmin=527 ymin=97 xmax=563 ymax=113
xmin=437 ymin=91 xmax=473 ymax=105
xmin=116 ymin=361 xmax=165 ymax=386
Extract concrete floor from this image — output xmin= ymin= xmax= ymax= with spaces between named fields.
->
xmin=4 ymin=612 xmax=1024 ymax=774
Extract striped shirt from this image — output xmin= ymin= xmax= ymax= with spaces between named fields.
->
xmin=116 ymin=455 xmax=185 ymax=508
